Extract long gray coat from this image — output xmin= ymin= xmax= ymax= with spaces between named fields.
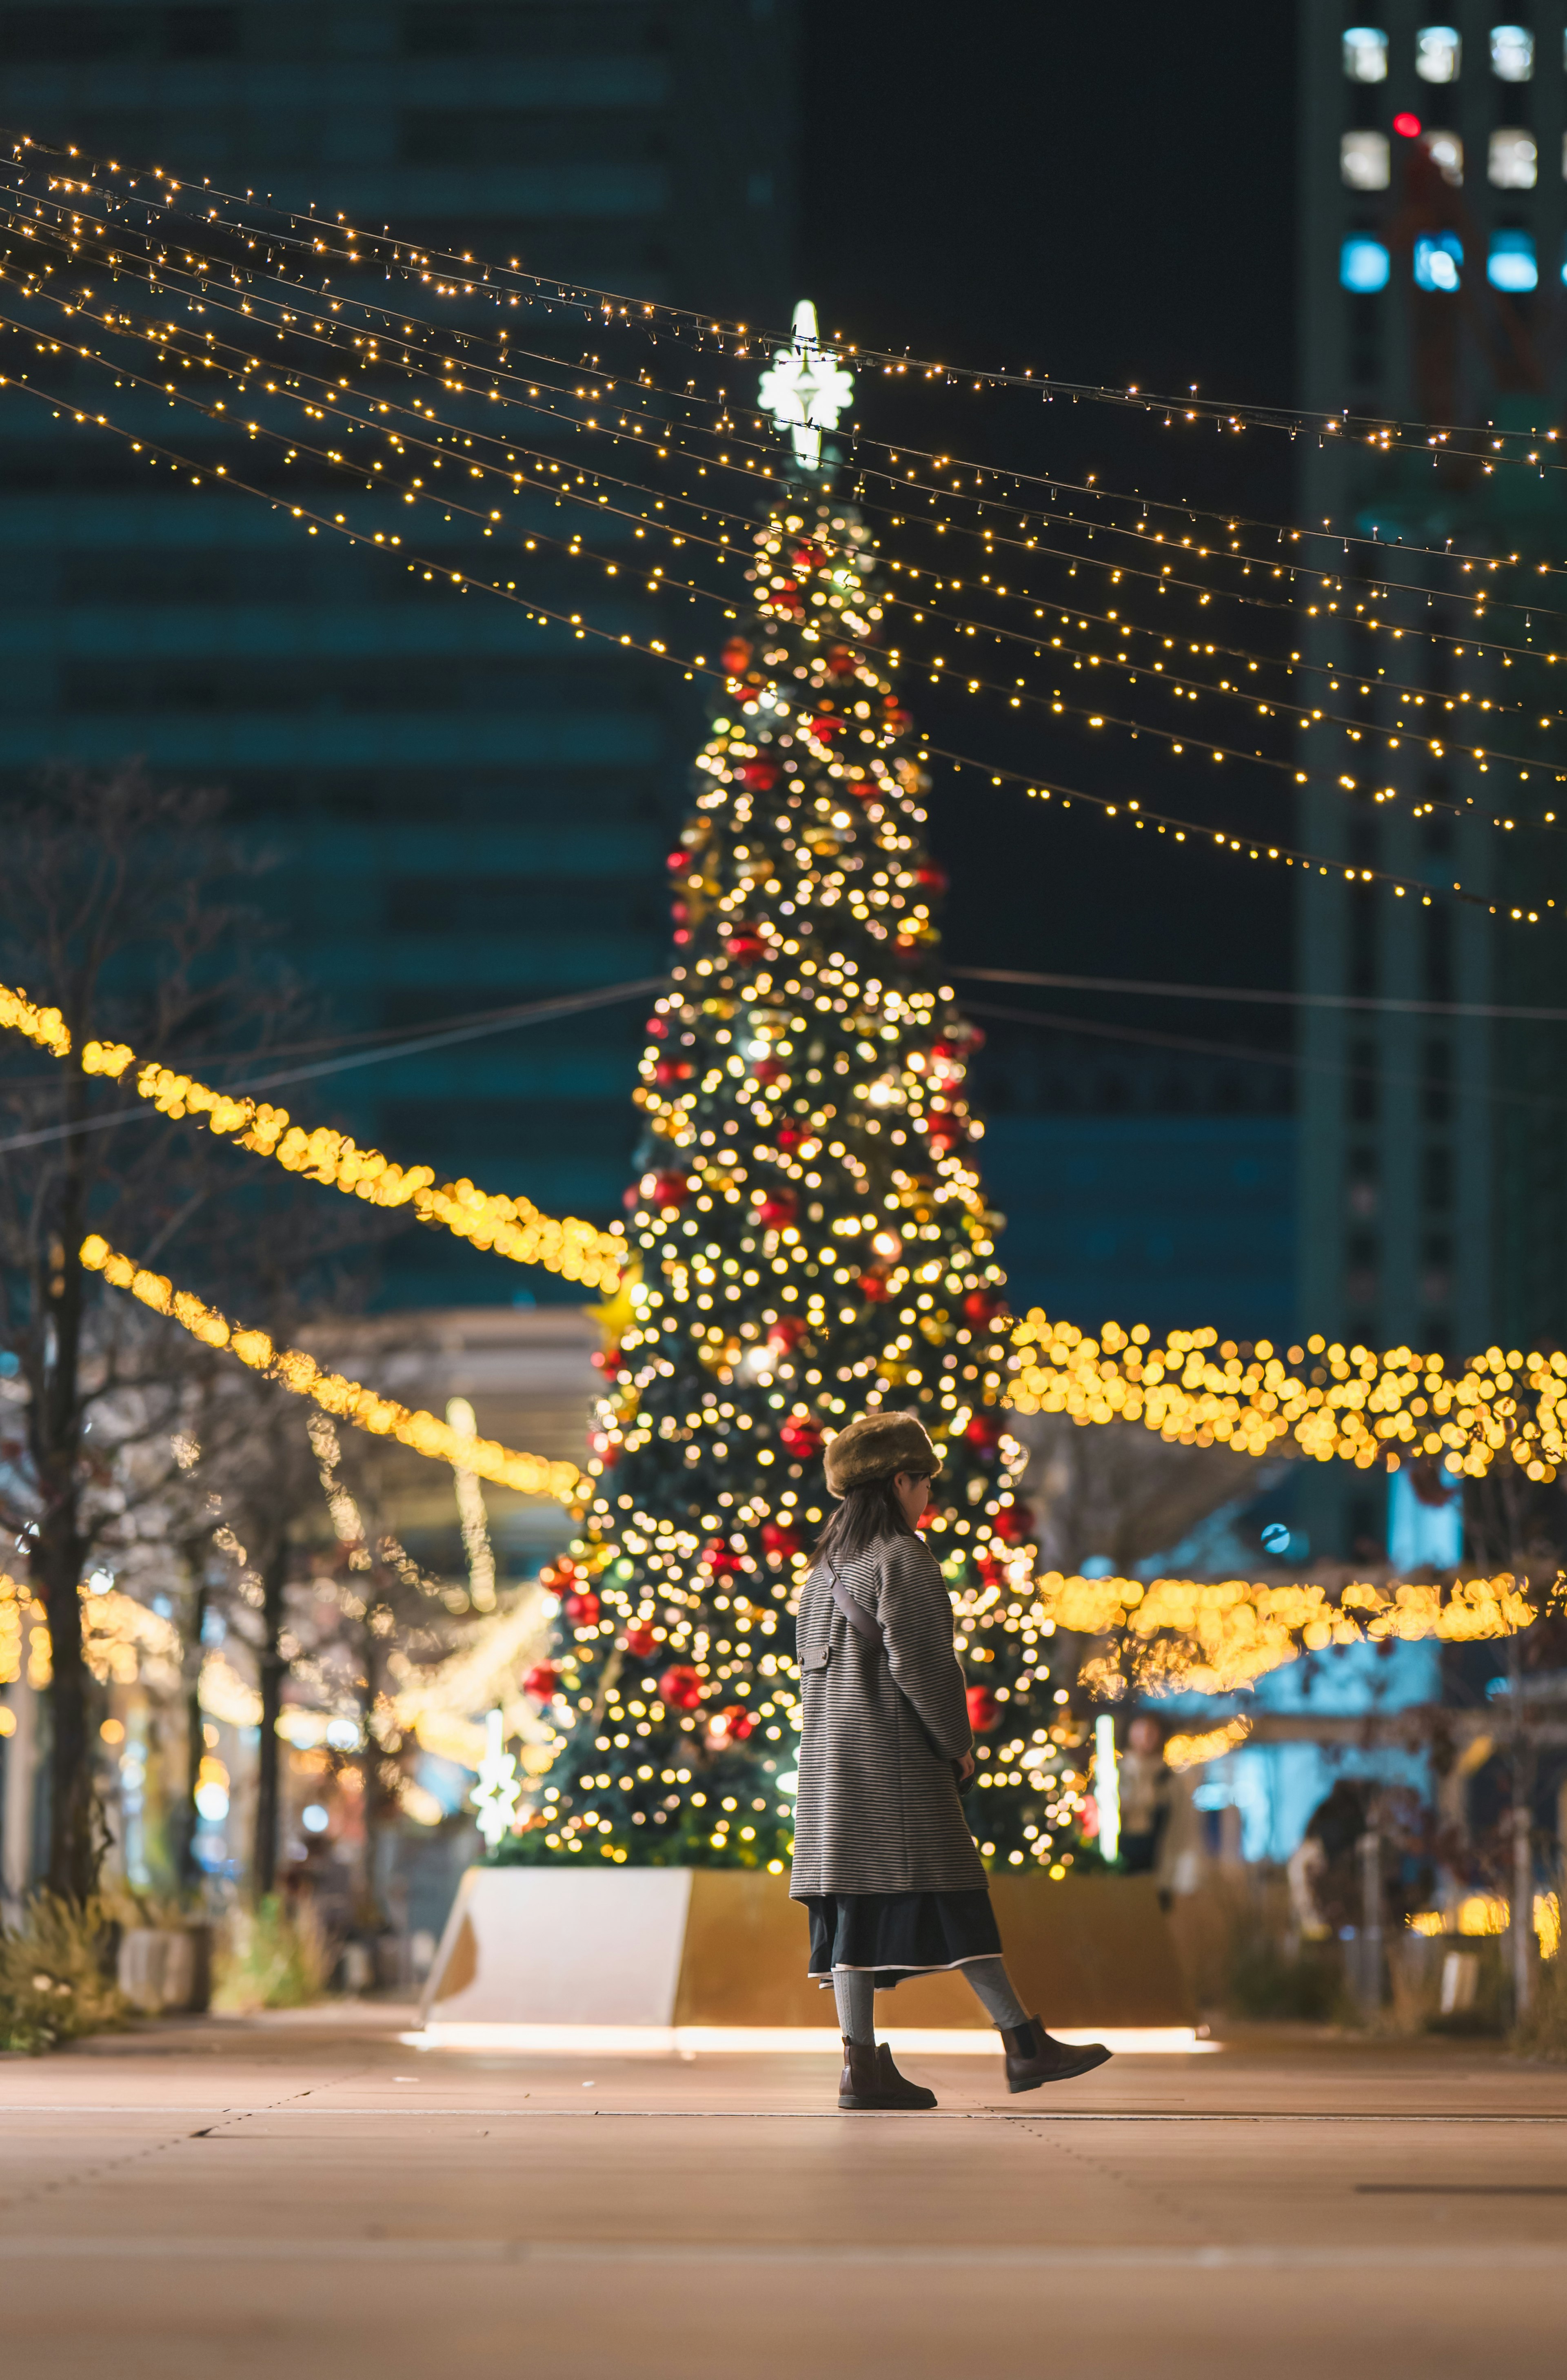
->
xmin=789 ymin=1533 xmax=985 ymax=1898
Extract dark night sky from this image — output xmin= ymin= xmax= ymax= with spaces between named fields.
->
xmin=796 ymin=0 xmax=1302 ymax=1030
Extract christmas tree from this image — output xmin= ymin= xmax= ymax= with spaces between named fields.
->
xmin=508 ymin=353 xmax=1085 ymax=1879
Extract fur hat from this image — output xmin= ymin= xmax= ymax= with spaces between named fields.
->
xmin=823 ymin=1411 xmax=942 ymax=1498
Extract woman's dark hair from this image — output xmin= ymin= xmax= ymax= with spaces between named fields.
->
xmin=814 ymin=1471 xmax=929 ymax=1568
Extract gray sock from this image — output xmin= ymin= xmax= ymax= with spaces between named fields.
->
xmin=832 ymin=1968 xmax=876 ymax=2045
xmin=964 ymin=1955 xmax=1030 ymax=2032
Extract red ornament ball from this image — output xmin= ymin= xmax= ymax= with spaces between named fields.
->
xmin=963 ymin=1289 xmax=1005 ymax=1327
xmin=623 ymin=1625 xmax=657 ymax=1662
xmin=965 ymin=1411 xmax=1003 ymax=1450
xmin=966 ymin=1684 xmax=1001 ymax=1735
xmin=780 ymin=1413 xmax=824 ymax=1459
xmin=722 ymin=636 xmax=753 ymax=674
xmin=522 ymin=1662 xmax=559 ymax=1703
xmin=761 ymin=1520 xmax=800 ymax=1557
xmin=990 ymin=1503 xmax=1034 ymax=1547
xmin=564 ymin=1590 xmax=600 ymax=1627
xmin=755 ymin=1187 xmax=798 ymax=1229
xmin=658 ymin=1664 xmax=704 ymax=1713
xmin=648 ymin=1170 xmax=690 ymax=1209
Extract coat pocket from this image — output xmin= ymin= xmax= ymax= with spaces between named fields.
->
xmin=799 ymin=1644 xmax=832 ymax=1673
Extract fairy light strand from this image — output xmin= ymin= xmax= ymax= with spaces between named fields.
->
xmin=0 ymin=986 xmax=624 ymax=1291
xmin=79 ymin=1233 xmax=582 ymax=1499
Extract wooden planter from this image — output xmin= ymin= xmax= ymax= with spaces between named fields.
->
xmin=419 ymin=1866 xmax=1195 ymax=2033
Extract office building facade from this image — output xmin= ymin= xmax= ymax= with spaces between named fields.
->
xmin=0 ymin=0 xmax=797 ymax=1303
xmin=1296 ymin=1 xmax=1567 ymax=1551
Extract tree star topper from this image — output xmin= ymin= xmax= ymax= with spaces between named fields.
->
xmin=758 ymin=299 xmax=855 ymax=470
xmin=471 ymin=1706 xmax=522 ymax=1849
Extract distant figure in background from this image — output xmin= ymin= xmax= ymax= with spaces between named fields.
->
xmin=791 ymin=1411 xmax=1112 ymax=2112
xmin=1296 ymin=1778 xmax=1369 ymax=1937
xmin=1117 ymin=1715 xmax=1172 ymax=1875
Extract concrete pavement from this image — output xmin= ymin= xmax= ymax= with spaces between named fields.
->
xmin=2 ymin=2009 xmax=1565 ymax=2377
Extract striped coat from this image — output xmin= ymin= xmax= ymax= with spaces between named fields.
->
xmin=789 ymin=1533 xmax=985 ymax=1898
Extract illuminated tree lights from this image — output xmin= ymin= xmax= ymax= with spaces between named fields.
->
xmin=508 ymin=490 xmax=1083 ymax=1879
xmin=1043 ymin=1568 xmax=1546 ymax=1700
xmin=79 ymin=1234 xmax=580 ymax=1499
xmin=1011 ymin=1312 xmax=1567 ymax=1481
xmin=0 ymin=984 xmax=623 ymax=1292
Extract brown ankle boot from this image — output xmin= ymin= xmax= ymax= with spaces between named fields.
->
xmin=999 ymin=2016 xmax=1112 ymax=2094
xmin=838 ymin=2037 xmax=938 ymax=2111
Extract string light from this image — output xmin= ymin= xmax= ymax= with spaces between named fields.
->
xmin=3 ymin=208 xmax=1555 ymax=862
xmin=1163 ymin=1716 xmax=1253 ymax=1770
xmin=1045 ymin=1568 xmax=1547 ymax=1699
xmin=1011 ymin=1312 xmax=1567 ymax=1480
xmin=0 ymin=988 xmax=624 ymax=1291
xmin=16 ymin=128 xmax=1567 ymax=486
xmin=4 ymin=174 xmax=1551 ymax=711
xmin=78 ymin=1233 xmax=582 ymax=1500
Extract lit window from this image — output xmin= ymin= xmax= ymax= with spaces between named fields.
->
xmin=1341 ymin=236 xmax=1391 ymax=292
xmin=1489 ymin=128 xmax=1537 ymax=186
xmin=1416 ymin=25 xmax=1460 ymax=80
xmin=1341 ymin=130 xmax=1390 ymax=188
xmin=1488 ymin=228 xmax=1537 ymax=290
xmin=1414 ymin=231 xmax=1463 ymax=290
xmin=1425 ymin=129 xmax=1463 ymax=183
xmin=1490 ymin=24 xmax=1533 ymax=79
xmin=1343 ymin=26 xmax=1388 ymax=80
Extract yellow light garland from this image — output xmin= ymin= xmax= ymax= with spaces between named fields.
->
xmin=0 ymin=986 xmax=623 ymax=1291
xmin=1043 ymin=1567 xmax=1544 ymax=1698
xmin=1010 ymin=1310 xmax=1567 ymax=1480
xmin=79 ymin=1234 xmax=582 ymax=1502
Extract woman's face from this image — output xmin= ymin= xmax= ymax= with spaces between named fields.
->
xmin=892 ymin=1470 xmax=931 ymax=1529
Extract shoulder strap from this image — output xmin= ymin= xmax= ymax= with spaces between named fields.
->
xmin=826 ymin=1558 xmax=885 ymax=1651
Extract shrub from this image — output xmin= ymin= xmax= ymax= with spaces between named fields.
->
xmin=211 ymin=1895 xmax=331 ymax=2013
xmin=0 ymin=1894 xmax=127 ymax=2054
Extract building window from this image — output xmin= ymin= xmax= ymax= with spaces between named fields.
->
xmin=1349 ymin=1037 xmax=1379 ymax=1123
xmin=1344 ymin=26 xmax=1389 ymax=80
xmin=1489 ymin=228 xmax=1537 ymax=289
xmin=1423 ymin=1038 xmax=1452 ymax=1125
xmin=1425 ymin=129 xmax=1463 ymax=183
xmin=1342 ymin=130 xmax=1391 ymax=188
xmin=1422 ymin=1145 xmax=1453 ymax=1209
xmin=1490 ymin=24 xmax=1533 ymax=80
xmin=1414 ymin=230 xmax=1463 ymax=290
xmin=1342 ymin=235 xmax=1391 ymax=291
xmin=1489 ymin=128 xmax=1537 ymax=187
xmin=1416 ymin=24 xmax=1460 ymax=80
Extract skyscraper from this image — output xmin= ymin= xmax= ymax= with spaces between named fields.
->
xmin=1296 ymin=2 xmax=1567 ymax=1552
xmin=0 ymin=0 xmax=797 ymax=1304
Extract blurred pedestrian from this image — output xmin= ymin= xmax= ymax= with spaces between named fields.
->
xmin=1118 ymin=1714 xmax=1172 ymax=1875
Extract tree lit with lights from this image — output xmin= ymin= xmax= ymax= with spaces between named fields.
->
xmin=505 ymin=318 xmax=1086 ymax=1877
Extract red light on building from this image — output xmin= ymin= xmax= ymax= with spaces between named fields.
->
xmin=1393 ymin=112 xmax=1422 ymax=138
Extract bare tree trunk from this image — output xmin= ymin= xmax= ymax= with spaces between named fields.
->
xmin=34 ymin=1059 xmax=98 ymax=1900
xmin=178 ymin=1541 xmax=209 ymax=1894
xmin=253 ymin=1534 xmax=289 ymax=1899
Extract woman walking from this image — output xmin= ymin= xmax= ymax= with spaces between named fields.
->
xmin=791 ymin=1410 xmax=1112 ymax=2111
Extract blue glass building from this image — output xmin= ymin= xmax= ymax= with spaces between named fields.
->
xmin=0 ymin=0 xmax=797 ymax=1303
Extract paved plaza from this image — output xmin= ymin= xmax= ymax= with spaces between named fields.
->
xmin=0 ymin=2010 xmax=1564 ymax=2377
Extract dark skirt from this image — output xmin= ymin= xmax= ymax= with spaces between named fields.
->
xmin=805 ymin=1888 xmax=1001 ymax=1992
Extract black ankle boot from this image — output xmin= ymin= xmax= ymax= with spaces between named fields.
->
xmin=838 ymin=2037 xmax=938 ymax=2110
xmin=999 ymin=2016 xmax=1112 ymax=2094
